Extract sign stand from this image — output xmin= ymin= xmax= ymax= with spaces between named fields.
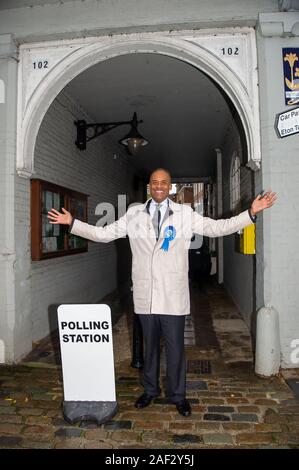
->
xmin=62 ymin=400 xmax=117 ymax=425
xmin=57 ymin=304 xmax=118 ymax=424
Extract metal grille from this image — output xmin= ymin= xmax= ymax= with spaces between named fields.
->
xmin=187 ymin=360 xmax=211 ymax=374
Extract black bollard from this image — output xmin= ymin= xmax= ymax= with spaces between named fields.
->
xmin=131 ymin=314 xmax=144 ymax=369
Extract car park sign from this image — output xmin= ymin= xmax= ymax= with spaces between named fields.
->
xmin=275 ymin=107 xmax=299 ymax=138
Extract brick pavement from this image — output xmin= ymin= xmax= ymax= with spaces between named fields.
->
xmin=0 ymin=282 xmax=298 ymax=449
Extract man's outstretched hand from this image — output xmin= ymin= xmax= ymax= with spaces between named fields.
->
xmin=47 ymin=208 xmax=72 ymax=225
xmin=250 ymin=190 xmax=277 ymax=217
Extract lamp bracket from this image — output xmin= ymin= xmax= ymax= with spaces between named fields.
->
xmin=74 ymin=115 xmax=143 ymax=150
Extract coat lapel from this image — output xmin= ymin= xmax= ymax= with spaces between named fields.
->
xmin=142 ymin=199 xmax=179 ymax=251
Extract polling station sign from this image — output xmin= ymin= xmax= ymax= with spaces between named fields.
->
xmin=275 ymin=107 xmax=299 ymax=138
xmin=283 ymin=48 xmax=299 ymax=106
xmin=57 ymin=304 xmax=116 ymax=402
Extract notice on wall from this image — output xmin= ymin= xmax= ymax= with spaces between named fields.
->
xmin=275 ymin=107 xmax=299 ymax=138
xmin=57 ymin=304 xmax=116 ymax=402
xmin=283 ymin=48 xmax=299 ymax=106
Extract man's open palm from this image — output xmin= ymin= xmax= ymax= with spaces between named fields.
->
xmin=48 ymin=208 xmax=72 ymax=225
xmin=251 ymin=190 xmax=277 ymax=215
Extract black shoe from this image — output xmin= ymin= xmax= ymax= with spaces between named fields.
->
xmin=134 ymin=393 xmax=154 ymax=409
xmin=175 ymin=399 xmax=192 ymax=417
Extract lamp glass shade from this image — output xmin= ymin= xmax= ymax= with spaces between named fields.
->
xmin=120 ymin=126 xmax=148 ymax=154
xmin=128 ymin=137 xmax=149 ymax=154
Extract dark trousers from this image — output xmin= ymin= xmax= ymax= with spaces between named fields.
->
xmin=137 ymin=314 xmax=186 ymax=403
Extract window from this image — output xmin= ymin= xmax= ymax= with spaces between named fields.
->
xmin=31 ymin=179 xmax=88 ymax=261
xmin=230 ymin=153 xmax=241 ymax=212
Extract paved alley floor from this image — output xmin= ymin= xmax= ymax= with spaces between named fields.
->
xmin=0 ymin=281 xmax=299 ymax=449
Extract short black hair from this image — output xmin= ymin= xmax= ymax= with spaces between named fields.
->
xmin=149 ymin=168 xmax=172 ymax=182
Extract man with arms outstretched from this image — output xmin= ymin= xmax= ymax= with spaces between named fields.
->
xmin=48 ymin=168 xmax=276 ymax=416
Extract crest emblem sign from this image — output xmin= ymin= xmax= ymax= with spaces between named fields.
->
xmin=283 ymin=48 xmax=299 ymax=106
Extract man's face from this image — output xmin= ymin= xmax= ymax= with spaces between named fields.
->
xmin=149 ymin=170 xmax=172 ymax=203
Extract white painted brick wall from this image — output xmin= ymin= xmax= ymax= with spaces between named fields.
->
xmin=15 ymin=91 xmax=134 ymax=343
xmin=0 ymin=59 xmax=14 ymax=361
xmin=257 ymin=35 xmax=299 ymax=368
xmin=1 ymin=55 xmax=33 ymax=363
xmin=14 ymin=175 xmax=32 ymax=359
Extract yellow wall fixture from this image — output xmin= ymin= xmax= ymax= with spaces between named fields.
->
xmin=239 ymin=224 xmax=256 ymax=254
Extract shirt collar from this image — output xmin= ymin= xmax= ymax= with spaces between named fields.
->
xmin=150 ymin=197 xmax=169 ymax=209
xmin=144 ymin=197 xmax=170 ymax=214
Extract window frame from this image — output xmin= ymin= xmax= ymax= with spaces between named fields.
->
xmin=31 ymin=179 xmax=88 ymax=261
xmin=230 ymin=152 xmax=241 ymax=213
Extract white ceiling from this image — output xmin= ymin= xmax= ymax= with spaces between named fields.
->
xmin=65 ymin=53 xmax=232 ymax=179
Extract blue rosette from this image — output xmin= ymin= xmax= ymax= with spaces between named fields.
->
xmin=161 ymin=225 xmax=176 ymax=252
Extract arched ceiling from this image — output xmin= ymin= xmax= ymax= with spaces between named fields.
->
xmin=65 ymin=53 xmax=233 ymax=179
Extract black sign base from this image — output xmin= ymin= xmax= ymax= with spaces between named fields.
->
xmin=63 ymin=400 xmax=118 ymax=425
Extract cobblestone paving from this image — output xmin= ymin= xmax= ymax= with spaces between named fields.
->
xmin=0 ymin=283 xmax=298 ymax=449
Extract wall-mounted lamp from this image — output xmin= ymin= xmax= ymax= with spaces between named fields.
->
xmin=74 ymin=112 xmax=148 ymax=154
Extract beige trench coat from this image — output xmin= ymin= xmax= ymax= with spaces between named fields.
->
xmin=70 ymin=199 xmax=254 ymax=315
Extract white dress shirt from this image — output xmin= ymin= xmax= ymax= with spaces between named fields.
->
xmin=149 ymin=198 xmax=169 ymax=230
